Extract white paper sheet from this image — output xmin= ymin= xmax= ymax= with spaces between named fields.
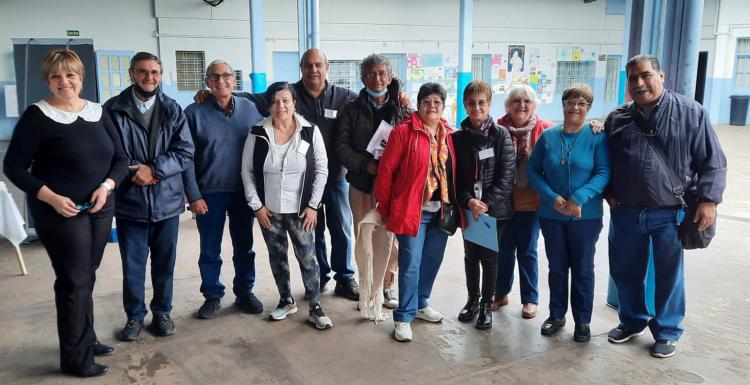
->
xmin=366 ymin=120 xmax=394 ymax=160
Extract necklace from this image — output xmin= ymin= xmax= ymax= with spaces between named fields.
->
xmin=559 ymin=130 xmax=580 ymax=165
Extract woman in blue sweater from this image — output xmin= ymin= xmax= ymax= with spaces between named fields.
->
xmin=528 ymin=83 xmax=610 ymax=342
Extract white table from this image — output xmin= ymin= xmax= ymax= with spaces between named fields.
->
xmin=0 ymin=181 xmax=28 ymax=275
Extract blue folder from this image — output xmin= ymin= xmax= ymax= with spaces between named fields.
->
xmin=462 ymin=210 xmax=498 ymax=252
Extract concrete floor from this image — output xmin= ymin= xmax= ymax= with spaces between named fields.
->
xmin=1 ymin=125 xmax=749 ymax=385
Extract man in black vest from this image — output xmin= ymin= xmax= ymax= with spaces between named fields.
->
xmin=104 ymin=52 xmax=194 ymax=341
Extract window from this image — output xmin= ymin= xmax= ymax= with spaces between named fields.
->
xmin=96 ymin=51 xmax=134 ymax=102
xmin=382 ymin=53 xmax=406 ymax=81
xmin=605 ymin=56 xmax=621 ymax=101
xmin=555 ymin=61 xmax=596 ymax=94
xmin=176 ymin=51 xmax=205 ymax=91
xmin=234 ymin=70 xmax=243 ymax=91
xmin=329 ymin=60 xmax=361 ymax=91
xmin=471 ymin=55 xmax=491 ymax=83
xmin=735 ymin=38 xmax=750 ymax=88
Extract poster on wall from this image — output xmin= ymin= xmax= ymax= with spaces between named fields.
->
xmin=508 ymin=45 xmax=525 ymax=72
xmin=572 ymin=46 xmax=583 ymax=61
xmin=491 ymin=55 xmax=503 ymax=80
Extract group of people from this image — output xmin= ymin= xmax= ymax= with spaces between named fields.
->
xmin=2 ymin=46 xmax=726 ymax=378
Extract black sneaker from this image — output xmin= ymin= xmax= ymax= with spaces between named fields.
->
xmin=573 ymin=323 xmax=591 ymax=342
xmin=334 ymin=279 xmax=360 ymax=301
xmin=197 ymin=298 xmax=221 ymax=319
xmin=540 ymin=317 xmax=566 ymax=336
xmin=651 ymin=340 xmax=677 ymax=358
xmin=150 ymin=314 xmax=175 ymax=336
xmin=118 ymin=319 xmax=143 ymax=341
xmin=93 ymin=341 xmax=114 ymax=356
xmin=607 ymin=325 xmax=646 ymax=343
xmin=307 ymin=303 xmax=333 ymax=330
xmin=235 ymin=293 xmax=263 ymax=314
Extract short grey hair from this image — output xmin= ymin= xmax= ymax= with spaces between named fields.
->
xmin=205 ymin=59 xmax=234 ymax=77
xmin=360 ymin=54 xmax=393 ymax=78
xmin=504 ymin=85 xmax=539 ymax=110
xmin=625 ymin=54 xmax=661 ymax=76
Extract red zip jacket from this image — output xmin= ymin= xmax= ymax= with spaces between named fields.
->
xmin=375 ymin=112 xmax=463 ymax=237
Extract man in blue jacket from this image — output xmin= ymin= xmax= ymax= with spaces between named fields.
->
xmin=604 ymin=55 xmax=727 ymax=358
xmin=183 ymin=59 xmax=264 ymax=319
xmin=104 ymin=52 xmax=194 ymax=341
xmin=205 ymin=49 xmax=361 ymax=300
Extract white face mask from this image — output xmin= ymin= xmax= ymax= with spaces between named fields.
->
xmin=366 ymin=87 xmax=388 ymax=98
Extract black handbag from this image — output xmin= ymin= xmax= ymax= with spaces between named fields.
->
xmin=433 ymin=203 xmax=459 ymax=235
xmin=645 ymin=135 xmax=715 ymax=250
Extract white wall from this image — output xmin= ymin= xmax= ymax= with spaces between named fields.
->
xmin=0 ymin=0 xmax=157 ymax=81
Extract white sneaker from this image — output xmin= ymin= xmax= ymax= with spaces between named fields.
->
xmin=270 ymin=298 xmax=297 ymax=320
xmin=416 ymin=306 xmax=443 ymax=322
xmin=383 ymin=289 xmax=399 ymax=309
xmin=308 ymin=303 xmax=333 ymax=330
xmin=394 ymin=322 xmax=412 ymax=342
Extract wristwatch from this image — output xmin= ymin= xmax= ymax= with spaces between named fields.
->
xmin=100 ymin=181 xmax=114 ymax=192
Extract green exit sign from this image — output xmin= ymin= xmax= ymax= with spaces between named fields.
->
xmin=66 ymin=30 xmax=80 ymax=36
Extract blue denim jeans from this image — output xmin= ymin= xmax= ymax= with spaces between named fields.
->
xmin=117 ymin=216 xmax=179 ymax=321
xmin=315 ymin=180 xmax=356 ymax=283
xmin=496 ymin=211 xmax=540 ymax=304
xmin=609 ymin=205 xmax=685 ymax=341
xmin=539 ymin=217 xmax=603 ymax=324
xmin=394 ymin=212 xmax=449 ymax=323
xmin=196 ymin=192 xmax=256 ymax=300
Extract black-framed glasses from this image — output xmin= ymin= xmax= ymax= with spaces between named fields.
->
xmin=206 ymin=73 xmax=234 ymax=81
xmin=75 ymin=202 xmax=93 ymax=211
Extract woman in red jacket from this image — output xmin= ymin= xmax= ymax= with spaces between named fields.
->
xmin=375 ymin=82 xmax=462 ymax=342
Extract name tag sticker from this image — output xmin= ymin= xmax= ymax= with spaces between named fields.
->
xmin=324 ymin=109 xmax=338 ymax=119
xmin=478 ymin=148 xmax=494 ymax=160
xmin=297 ymin=140 xmax=310 ymax=155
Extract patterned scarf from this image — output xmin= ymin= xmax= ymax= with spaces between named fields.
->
xmin=461 ymin=115 xmax=494 ymax=137
xmin=505 ymin=115 xmax=536 ymax=188
xmin=505 ymin=115 xmax=537 ymax=161
xmin=424 ymin=122 xmax=450 ymax=204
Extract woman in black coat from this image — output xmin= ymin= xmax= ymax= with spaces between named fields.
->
xmin=453 ymin=81 xmax=516 ymax=330
xmin=3 ymin=49 xmax=128 ymax=377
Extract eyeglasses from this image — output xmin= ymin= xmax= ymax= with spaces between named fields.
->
xmin=563 ymin=100 xmax=590 ymax=109
xmin=420 ymin=99 xmax=444 ymax=107
xmin=132 ymin=69 xmax=162 ymax=77
xmin=510 ymin=98 xmax=533 ymax=105
xmin=206 ymin=73 xmax=235 ymax=81
xmin=465 ymin=100 xmax=489 ymax=108
xmin=75 ymin=202 xmax=93 ymax=211
xmin=364 ymin=71 xmax=390 ymax=80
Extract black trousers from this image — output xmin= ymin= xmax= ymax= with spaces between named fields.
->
xmin=30 ymin=196 xmax=114 ymax=373
xmin=463 ymin=221 xmax=507 ymax=304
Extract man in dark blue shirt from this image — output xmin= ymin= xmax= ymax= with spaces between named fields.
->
xmin=183 ymin=60 xmax=264 ymax=319
xmin=604 ymin=55 xmax=727 ymax=359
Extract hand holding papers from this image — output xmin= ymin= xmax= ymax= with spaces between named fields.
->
xmin=366 ymin=120 xmax=393 ymax=160
xmin=462 ymin=209 xmax=498 ymax=252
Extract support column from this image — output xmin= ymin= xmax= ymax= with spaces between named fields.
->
xmin=456 ymin=0 xmax=473 ymax=126
xmin=297 ymin=0 xmax=306 ymax=62
xmin=249 ymin=0 xmax=266 ymax=93
xmin=309 ymin=0 xmax=320 ymax=49
xmin=673 ymin=0 xmax=704 ymax=98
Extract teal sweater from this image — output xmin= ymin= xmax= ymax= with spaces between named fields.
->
xmin=527 ymin=124 xmax=611 ymax=220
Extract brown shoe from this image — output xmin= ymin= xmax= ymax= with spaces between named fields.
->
xmin=490 ymin=294 xmax=509 ymax=310
xmin=521 ymin=303 xmax=538 ymax=319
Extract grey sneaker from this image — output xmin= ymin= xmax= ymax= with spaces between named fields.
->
xmin=651 ymin=340 xmax=677 ymax=358
xmin=383 ymin=288 xmax=399 ymax=309
xmin=307 ymin=303 xmax=333 ymax=330
xmin=607 ymin=325 xmax=646 ymax=343
xmin=270 ymin=297 xmax=297 ymax=320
